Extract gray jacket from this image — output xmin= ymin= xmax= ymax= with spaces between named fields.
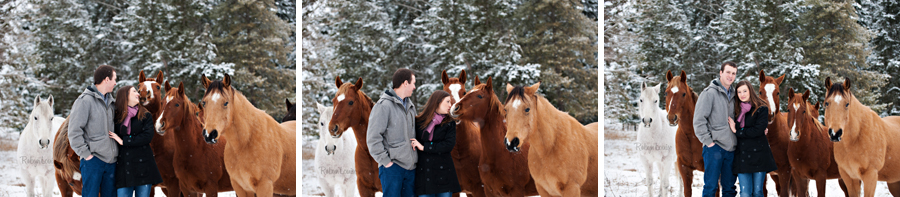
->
xmin=367 ymin=89 xmax=418 ymax=170
xmin=68 ymin=85 xmax=118 ymax=163
xmin=693 ymin=79 xmax=737 ymax=151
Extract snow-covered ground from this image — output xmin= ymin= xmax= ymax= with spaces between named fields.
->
xmin=302 ymin=135 xmax=383 ymax=197
xmin=0 ymin=129 xmax=237 ymax=197
xmin=603 ymin=123 xmax=892 ymax=197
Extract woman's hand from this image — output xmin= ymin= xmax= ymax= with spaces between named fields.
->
xmin=410 ymin=138 xmax=424 ymax=151
xmin=109 ymin=131 xmax=123 ymax=145
xmin=728 ymin=117 xmax=737 ymax=133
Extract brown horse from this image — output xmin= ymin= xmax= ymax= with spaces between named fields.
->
xmin=200 ymin=74 xmax=296 ymax=196
xmin=758 ymin=70 xmax=803 ymax=196
xmin=326 ymin=76 xmax=381 ymax=196
xmin=157 ymin=81 xmax=234 ymax=196
xmin=664 ymin=70 xmax=708 ymax=197
xmin=785 ymin=88 xmax=848 ymax=197
xmin=440 ymin=70 xmax=486 ymax=197
xmin=502 ymin=81 xmax=598 ymax=196
xmin=449 ymin=76 xmax=538 ymax=196
xmin=52 ymin=117 xmax=83 ymax=197
xmin=138 ymin=70 xmax=183 ymax=197
xmin=822 ymin=77 xmax=900 ymax=197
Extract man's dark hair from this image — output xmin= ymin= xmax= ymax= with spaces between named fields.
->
xmin=392 ymin=68 xmax=415 ymax=89
xmin=720 ymin=61 xmax=737 ymax=72
xmin=93 ymin=65 xmax=115 ymax=85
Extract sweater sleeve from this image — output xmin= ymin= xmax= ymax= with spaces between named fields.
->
xmin=67 ymin=97 xmax=93 ymax=159
xmin=735 ymin=107 xmax=770 ymax=139
xmin=367 ymin=102 xmax=392 ymax=167
xmin=693 ymin=90 xmax=715 ymax=146
xmin=422 ymin=121 xmax=456 ymax=154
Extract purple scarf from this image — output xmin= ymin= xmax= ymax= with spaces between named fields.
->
xmin=425 ymin=112 xmax=444 ymax=141
xmin=738 ymin=102 xmax=751 ymax=128
xmin=124 ymin=106 xmax=138 ymax=134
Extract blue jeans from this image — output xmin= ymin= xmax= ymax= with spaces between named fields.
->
xmin=80 ymin=157 xmax=116 ymax=197
xmin=737 ymin=172 xmax=766 ymax=197
xmin=116 ymin=184 xmax=152 ymax=197
xmin=379 ymin=164 xmax=415 ymax=197
xmin=418 ymin=192 xmax=452 ymax=197
xmin=702 ymin=144 xmax=737 ymax=197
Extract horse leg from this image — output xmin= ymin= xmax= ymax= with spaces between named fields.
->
xmin=55 ymin=175 xmax=73 ymax=197
xmin=643 ymin=157 xmax=654 ymax=197
xmin=779 ymin=171 xmax=793 ymax=197
xmin=660 ymin=160 xmax=672 ymax=197
xmin=769 ymin=174 xmax=780 ymax=196
xmin=678 ymin=164 xmax=692 ymax=197
xmin=562 ymin=182 xmax=582 ymax=197
xmin=839 ymin=179 xmax=849 ymax=197
xmin=40 ymin=175 xmax=54 ymax=197
xmin=23 ymin=172 xmax=35 ymax=197
xmin=357 ymin=178 xmax=376 ymax=197
xmin=886 ymin=181 xmax=900 ymax=196
xmin=791 ymin=171 xmax=809 ymax=197
xmin=840 ymin=169 xmax=861 ymax=197
xmin=255 ymin=179 xmax=276 ymax=197
xmin=320 ymin=177 xmax=334 ymax=197
xmin=861 ymin=170 xmax=878 ymax=197
xmin=343 ymin=181 xmax=358 ymax=197
xmin=232 ymin=179 xmax=253 ymax=197
xmin=816 ymin=176 xmax=827 ymax=197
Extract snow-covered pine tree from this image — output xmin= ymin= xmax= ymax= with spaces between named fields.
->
xmin=301 ymin=0 xmax=340 ymax=138
xmin=605 ymin=0 xmax=643 ymax=127
xmin=858 ymin=0 xmax=900 ymax=115
xmin=0 ymin=0 xmax=45 ymax=131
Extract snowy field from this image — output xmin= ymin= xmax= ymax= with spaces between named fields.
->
xmin=0 ymin=129 xmax=237 ymax=197
xmin=302 ymin=135 xmax=382 ymax=197
xmin=603 ymin=122 xmax=892 ymax=197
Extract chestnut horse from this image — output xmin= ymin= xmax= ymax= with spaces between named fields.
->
xmin=53 ymin=117 xmax=84 ymax=197
xmin=757 ymin=70 xmax=802 ymax=196
xmin=502 ymin=82 xmax=598 ymax=196
xmin=200 ymin=74 xmax=297 ymax=196
xmin=283 ymin=98 xmax=296 ymax=122
xmin=326 ymin=76 xmax=381 ymax=196
xmin=440 ymin=70 xmax=486 ymax=197
xmin=157 ymin=81 xmax=234 ymax=196
xmin=138 ymin=70 xmax=184 ymax=197
xmin=822 ymin=77 xmax=900 ymax=197
xmin=449 ymin=76 xmax=538 ymax=196
xmin=664 ymin=70 xmax=709 ymax=196
xmin=785 ymin=88 xmax=848 ymax=197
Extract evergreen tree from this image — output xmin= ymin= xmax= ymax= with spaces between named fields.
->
xmin=0 ymin=0 xmax=44 ymax=131
xmin=604 ymin=0 xmax=643 ymax=125
xmin=301 ymin=0 xmax=340 ymax=137
xmin=859 ymin=0 xmax=900 ymax=115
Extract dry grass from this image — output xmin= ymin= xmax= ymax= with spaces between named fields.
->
xmin=302 ymin=144 xmax=316 ymax=160
xmin=0 ymin=136 xmax=17 ymax=151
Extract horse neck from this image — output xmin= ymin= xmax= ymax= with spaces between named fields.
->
xmin=844 ymin=98 xmax=881 ymax=142
xmin=528 ymin=96 xmax=571 ymax=153
xmin=351 ymin=92 xmax=374 ymax=146
xmin=477 ymin=94 xmax=508 ymax=161
xmin=796 ymin=107 xmax=826 ymax=143
xmin=173 ymin=102 xmax=205 ymax=148
xmin=224 ymin=91 xmax=272 ymax=146
xmin=677 ymin=92 xmax=697 ymax=132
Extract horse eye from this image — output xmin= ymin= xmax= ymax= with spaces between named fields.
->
xmin=224 ymin=102 xmax=229 ymax=107
xmin=349 ymin=101 xmax=354 ymax=105
xmin=655 ymin=100 xmax=658 ymax=103
xmin=845 ymin=103 xmax=849 ymax=107
xmin=682 ymin=93 xmax=685 ymax=97
xmin=320 ymin=122 xmax=324 ymax=126
xmin=525 ymin=108 xmax=530 ymax=112
xmin=34 ymin=117 xmax=37 ymax=120
xmin=477 ymin=95 xmax=483 ymax=99
xmin=825 ymin=102 xmax=829 ymax=107
xmin=175 ymin=103 xmax=179 ymax=107
xmin=640 ymin=99 xmax=643 ymax=102
xmin=462 ymin=92 xmax=466 ymax=96
xmin=201 ymin=101 xmax=206 ymax=106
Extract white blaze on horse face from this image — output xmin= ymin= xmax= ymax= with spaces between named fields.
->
xmin=793 ymin=103 xmax=799 ymax=111
xmin=155 ymin=111 xmax=164 ymax=132
xmin=143 ymin=81 xmax=155 ymax=99
xmin=211 ymin=93 xmax=222 ymax=102
xmin=448 ymin=84 xmax=461 ymax=103
xmin=834 ymin=95 xmax=843 ymax=105
xmin=670 ymin=87 xmax=679 ymax=94
xmin=790 ymin=121 xmax=798 ymax=139
xmin=166 ymin=96 xmax=173 ymax=103
xmin=512 ymin=99 xmax=522 ymax=110
xmin=336 ymin=94 xmax=345 ymax=102
xmin=765 ymin=84 xmax=776 ymax=114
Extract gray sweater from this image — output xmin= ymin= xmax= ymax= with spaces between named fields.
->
xmin=367 ymin=89 xmax=418 ymax=170
xmin=693 ymin=79 xmax=737 ymax=151
xmin=68 ymin=85 xmax=118 ymax=163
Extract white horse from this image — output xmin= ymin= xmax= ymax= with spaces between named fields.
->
xmin=18 ymin=95 xmax=65 ymax=197
xmin=637 ymin=83 xmax=680 ymax=197
xmin=316 ymin=102 xmax=358 ymax=197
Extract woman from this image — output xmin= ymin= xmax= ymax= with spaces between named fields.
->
xmin=411 ymin=90 xmax=462 ymax=197
xmin=728 ymin=80 xmax=777 ymax=197
xmin=108 ymin=86 xmax=163 ymax=197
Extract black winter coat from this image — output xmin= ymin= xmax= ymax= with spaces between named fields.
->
xmin=732 ymin=105 xmax=778 ymax=174
xmin=113 ymin=111 xmax=163 ymax=188
xmin=414 ymin=118 xmax=462 ymax=195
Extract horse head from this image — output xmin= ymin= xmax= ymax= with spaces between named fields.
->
xmin=823 ymin=77 xmax=855 ymax=142
xmin=199 ymin=74 xmax=236 ymax=144
xmin=503 ymin=81 xmax=542 ymax=153
xmin=639 ymin=82 xmax=662 ymax=128
xmin=450 ymin=76 xmax=495 ymax=125
xmin=317 ymin=102 xmax=337 ymax=155
xmin=138 ymin=70 xmax=164 ymax=107
xmin=786 ymin=88 xmax=813 ymax=142
xmin=157 ymin=81 xmax=197 ymax=136
xmin=758 ymin=70 xmax=785 ymax=123
xmin=30 ymin=95 xmax=55 ymax=149
xmin=283 ymin=99 xmax=296 ymax=122
xmin=328 ymin=76 xmax=370 ymax=138
xmin=442 ymin=69 xmax=468 ymax=105
xmin=664 ymin=70 xmax=693 ymax=126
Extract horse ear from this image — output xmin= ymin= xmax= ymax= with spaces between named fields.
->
xmin=155 ymin=70 xmax=165 ymax=85
xmin=285 ymin=98 xmax=293 ymax=109
xmin=802 ymin=90 xmax=810 ymax=101
xmin=177 ymin=82 xmax=185 ymax=96
xmin=474 ymin=75 xmax=481 ymax=86
xmin=506 ymin=83 xmax=514 ymax=93
xmin=165 ymin=80 xmax=172 ymax=92
xmin=48 ymin=95 xmax=54 ymax=106
xmin=441 ymin=70 xmax=450 ymax=85
xmin=758 ymin=70 xmax=766 ymax=82
xmin=525 ymin=81 xmax=541 ymax=95
xmin=679 ymin=70 xmax=687 ymax=83
xmin=776 ymin=74 xmax=785 ymax=85
xmin=653 ymin=84 xmax=661 ymax=92
xmin=223 ymin=74 xmax=232 ymax=87
xmin=485 ymin=77 xmax=494 ymax=92
xmin=666 ymin=70 xmax=673 ymax=82
xmin=459 ymin=70 xmax=467 ymax=84
xmin=641 ymin=82 xmax=647 ymax=90
xmin=353 ymin=77 xmax=364 ymax=92
xmin=815 ymin=102 xmax=821 ymax=111
xmin=335 ymin=76 xmax=343 ymax=89
xmin=201 ymin=75 xmax=211 ymax=89
xmin=788 ymin=88 xmax=794 ymax=100
xmin=825 ymin=77 xmax=832 ymax=91
xmin=843 ymin=77 xmax=851 ymax=90
xmin=34 ymin=96 xmax=40 ymax=107
xmin=316 ymin=102 xmax=326 ymax=113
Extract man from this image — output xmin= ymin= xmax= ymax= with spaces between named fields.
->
xmin=68 ymin=65 xmax=118 ymax=197
xmin=693 ymin=61 xmax=738 ymax=197
xmin=368 ymin=68 xmax=418 ymax=197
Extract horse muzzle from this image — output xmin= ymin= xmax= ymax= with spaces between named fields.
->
xmin=38 ymin=139 xmax=50 ymax=149
xmin=329 ymin=125 xmax=343 ymax=138
xmin=450 ymin=105 xmax=461 ymax=118
xmin=325 ymin=145 xmax=336 ymax=155
xmin=642 ymin=118 xmax=652 ymax=127
xmin=828 ymin=128 xmax=842 ymax=142
xmin=505 ymin=137 xmax=520 ymax=152
xmin=666 ymin=115 xmax=678 ymax=126
xmin=203 ymin=129 xmax=219 ymax=144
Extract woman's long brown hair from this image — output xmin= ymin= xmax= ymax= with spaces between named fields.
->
xmin=416 ymin=90 xmax=453 ymax=130
xmin=115 ymin=86 xmax=149 ymax=124
xmin=732 ymin=80 xmax=768 ymax=120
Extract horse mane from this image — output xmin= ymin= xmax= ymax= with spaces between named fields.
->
xmin=505 ymin=86 xmax=526 ymax=104
xmin=53 ymin=120 xmax=70 ymax=162
xmin=826 ymin=82 xmax=850 ymax=98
